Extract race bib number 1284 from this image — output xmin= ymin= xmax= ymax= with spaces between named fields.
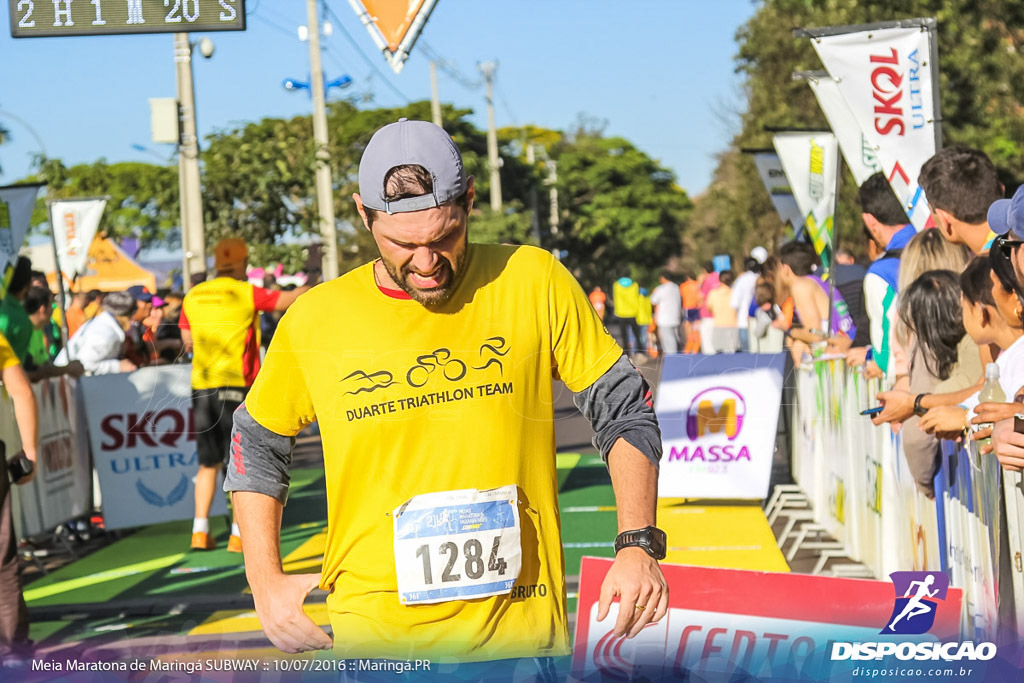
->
xmin=393 ymin=485 xmax=522 ymax=605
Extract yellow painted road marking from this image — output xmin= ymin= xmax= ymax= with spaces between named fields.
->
xmin=657 ymin=502 xmax=789 ymax=573
xmin=24 ymin=553 xmax=187 ymax=602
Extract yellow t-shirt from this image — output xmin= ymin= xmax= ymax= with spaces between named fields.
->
xmin=182 ymin=277 xmax=280 ymax=390
xmin=246 ymin=244 xmax=620 ymax=661
xmin=0 ymin=332 xmax=21 ymax=371
xmin=612 ymin=279 xmax=639 ymax=318
xmin=636 ymin=295 xmax=653 ymax=326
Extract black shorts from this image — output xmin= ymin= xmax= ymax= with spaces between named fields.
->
xmin=193 ymin=386 xmax=248 ymax=468
xmin=686 ymin=309 xmax=701 ymax=323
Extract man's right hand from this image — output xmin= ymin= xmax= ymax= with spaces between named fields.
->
xmin=120 ymin=359 xmax=138 ymax=373
xmin=251 ymin=572 xmax=333 ymax=653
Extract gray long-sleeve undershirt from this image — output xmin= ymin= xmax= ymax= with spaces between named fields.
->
xmin=224 ymin=354 xmax=662 ymax=503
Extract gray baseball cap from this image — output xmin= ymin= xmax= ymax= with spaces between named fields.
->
xmin=358 ymin=118 xmax=467 ymax=214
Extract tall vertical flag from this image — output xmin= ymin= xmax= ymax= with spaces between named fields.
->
xmin=347 ymin=0 xmax=439 ymax=74
xmin=48 ymin=198 xmax=107 ymax=282
xmin=752 ymin=151 xmax=809 ymax=239
xmin=806 ymin=20 xmax=939 ymax=230
xmin=805 ymin=75 xmax=883 ymax=186
xmin=773 ymin=132 xmax=840 ymax=272
xmin=0 ymin=183 xmax=43 ymax=299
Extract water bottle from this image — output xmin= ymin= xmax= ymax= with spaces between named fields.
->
xmin=977 ymin=363 xmax=1006 ymax=448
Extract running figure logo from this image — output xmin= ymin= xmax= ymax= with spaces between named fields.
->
xmin=881 ymin=571 xmax=949 ymax=635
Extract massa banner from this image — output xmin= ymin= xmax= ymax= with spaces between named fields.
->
xmin=655 ymin=354 xmax=785 ymax=500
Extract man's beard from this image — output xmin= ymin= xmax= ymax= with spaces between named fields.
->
xmin=381 ymin=244 xmax=467 ymax=306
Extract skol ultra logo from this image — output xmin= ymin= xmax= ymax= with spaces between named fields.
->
xmin=881 ymin=571 xmax=949 ymax=635
xmin=686 ymin=387 xmax=745 ymax=441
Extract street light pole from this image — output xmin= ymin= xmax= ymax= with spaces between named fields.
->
xmin=306 ymin=0 xmax=339 ymax=281
xmin=174 ymin=32 xmax=206 ymax=290
xmin=479 ymin=61 xmax=502 ymax=212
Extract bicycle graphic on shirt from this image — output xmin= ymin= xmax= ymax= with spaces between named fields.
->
xmin=341 ymin=337 xmax=509 ymax=393
xmin=406 ymin=348 xmax=468 ymax=387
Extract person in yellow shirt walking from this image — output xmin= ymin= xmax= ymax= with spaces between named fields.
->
xmin=180 ymin=239 xmax=308 ymax=552
xmin=0 ymin=332 xmax=39 ymax=666
xmin=225 ymin=120 xmax=667 ymax=670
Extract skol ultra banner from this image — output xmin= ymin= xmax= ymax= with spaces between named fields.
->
xmin=773 ymin=132 xmax=839 ymax=272
xmin=753 ymin=151 xmax=808 ymax=237
xmin=348 ymin=0 xmax=438 ymax=73
xmin=48 ymin=198 xmax=107 ymax=280
xmin=0 ymin=183 xmax=42 ymax=298
xmin=807 ymin=75 xmax=883 ymax=187
xmin=809 ymin=21 xmax=938 ymax=230
xmin=655 ymin=354 xmax=785 ymax=500
xmin=81 ymin=365 xmax=227 ymax=530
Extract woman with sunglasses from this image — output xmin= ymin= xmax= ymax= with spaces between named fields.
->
xmin=987 ymin=186 xmax=1024 ymax=471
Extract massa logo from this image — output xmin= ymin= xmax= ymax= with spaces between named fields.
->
xmin=686 ymin=388 xmax=745 ymax=441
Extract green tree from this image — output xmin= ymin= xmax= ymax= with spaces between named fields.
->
xmin=697 ymin=0 xmax=1024 ymax=261
xmin=551 ymin=129 xmax=692 ymax=289
xmin=26 ymin=156 xmax=179 ymax=245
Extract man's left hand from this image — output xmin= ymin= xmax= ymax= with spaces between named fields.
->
xmin=596 ymin=547 xmax=669 ymax=638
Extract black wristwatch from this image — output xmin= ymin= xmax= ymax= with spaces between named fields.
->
xmin=914 ymin=393 xmax=930 ymax=417
xmin=614 ymin=526 xmax=667 ymax=560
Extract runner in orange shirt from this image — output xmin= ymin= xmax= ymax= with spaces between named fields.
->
xmin=588 ymin=286 xmax=607 ymax=320
xmin=679 ymin=272 xmax=701 ymax=354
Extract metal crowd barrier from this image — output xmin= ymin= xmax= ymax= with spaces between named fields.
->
xmin=786 ymin=357 xmax=1024 ymax=639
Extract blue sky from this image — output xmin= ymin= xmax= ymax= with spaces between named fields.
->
xmin=0 ymin=0 xmax=757 ymax=197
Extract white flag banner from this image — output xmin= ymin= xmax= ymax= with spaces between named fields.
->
xmin=753 ymin=152 xmax=807 ymax=236
xmin=807 ymin=76 xmax=883 ymax=186
xmin=0 ymin=183 xmax=42 ymax=298
xmin=810 ymin=24 xmax=937 ymax=229
xmin=772 ymin=132 xmax=839 ymax=267
xmin=49 ymin=198 xmax=107 ymax=279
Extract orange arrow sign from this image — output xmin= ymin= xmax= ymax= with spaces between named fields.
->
xmin=349 ymin=0 xmax=438 ymax=74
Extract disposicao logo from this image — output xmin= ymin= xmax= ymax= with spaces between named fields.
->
xmin=831 ymin=571 xmax=997 ymax=663
xmin=686 ymin=387 xmax=745 ymax=441
xmin=881 ymin=571 xmax=947 ymax=635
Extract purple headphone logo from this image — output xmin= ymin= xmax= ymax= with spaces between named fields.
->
xmin=686 ymin=387 xmax=745 ymax=441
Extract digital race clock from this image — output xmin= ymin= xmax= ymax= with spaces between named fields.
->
xmin=9 ymin=0 xmax=246 ymax=38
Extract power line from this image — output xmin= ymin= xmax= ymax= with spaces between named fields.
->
xmin=493 ymin=80 xmax=518 ymax=127
xmin=251 ymin=12 xmax=298 ymax=41
xmin=322 ymin=1 xmax=411 ymax=104
xmin=418 ymin=39 xmax=481 ymax=91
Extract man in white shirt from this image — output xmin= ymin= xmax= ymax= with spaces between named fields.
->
xmin=55 ymin=291 xmax=138 ymax=375
xmin=730 ymin=256 xmax=761 ymax=352
xmin=650 ymin=271 xmax=683 ymax=355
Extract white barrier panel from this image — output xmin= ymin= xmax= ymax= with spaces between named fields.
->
xmin=1004 ymin=470 xmax=1024 ymax=635
xmin=81 ymin=365 xmax=226 ymax=530
xmin=656 ymin=354 xmax=786 ymax=500
xmin=792 ymin=359 xmax=940 ymax=581
xmin=1 ymin=377 xmax=92 ymax=537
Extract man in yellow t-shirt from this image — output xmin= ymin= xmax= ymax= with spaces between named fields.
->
xmin=225 ymin=120 xmax=667 ymax=667
xmin=0 ymin=332 xmax=39 ymax=665
xmin=180 ymin=239 xmax=308 ymax=552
